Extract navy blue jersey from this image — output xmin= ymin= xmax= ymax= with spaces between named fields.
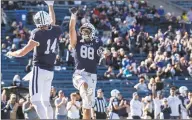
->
xmin=111 ymin=97 xmax=119 ymax=114
xmin=30 ymin=26 xmax=62 ymax=71
xmin=73 ymin=36 xmax=103 ymax=73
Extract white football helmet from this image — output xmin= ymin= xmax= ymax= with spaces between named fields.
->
xmin=79 ymin=23 xmax=96 ymax=41
xmin=33 ymin=11 xmax=51 ymax=27
xmin=179 ymin=86 xmax=188 ymax=94
xmin=111 ymin=89 xmax=120 ymax=98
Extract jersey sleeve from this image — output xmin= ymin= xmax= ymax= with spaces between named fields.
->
xmin=55 ymin=25 xmax=62 ymax=36
xmin=29 ymin=29 xmax=39 ymax=42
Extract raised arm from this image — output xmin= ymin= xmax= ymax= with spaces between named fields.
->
xmin=69 ymin=7 xmax=78 ymax=48
xmin=45 ymin=1 xmax=55 ymax=25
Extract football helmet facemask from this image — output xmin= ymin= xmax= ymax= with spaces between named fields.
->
xmin=80 ymin=23 xmax=96 ymax=42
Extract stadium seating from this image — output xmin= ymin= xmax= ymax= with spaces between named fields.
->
xmin=2 ymin=52 xmax=192 ymax=99
xmin=171 ymin=0 xmax=192 ymax=10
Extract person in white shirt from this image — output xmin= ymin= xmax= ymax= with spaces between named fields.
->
xmin=153 ymin=92 xmax=163 ymax=119
xmin=54 ymin=90 xmax=68 ymax=120
xmin=67 ymin=93 xmax=81 ymax=119
xmin=143 ymin=96 xmax=153 ymax=119
xmin=134 ymin=77 xmax=148 ymax=92
xmin=130 ymin=92 xmax=143 ymax=119
xmin=167 ymin=87 xmax=181 ymax=119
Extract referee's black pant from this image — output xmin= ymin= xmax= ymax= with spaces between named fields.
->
xmin=96 ymin=112 xmax=106 ymax=119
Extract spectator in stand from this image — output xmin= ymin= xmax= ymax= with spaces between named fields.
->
xmin=143 ymin=96 xmax=154 ymax=119
xmin=160 ymin=98 xmax=172 ymax=119
xmin=155 ymin=77 xmax=164 ymax=93
xmin=164 ymin=25 xmax=175 ymax=40
xmin=130 ymin=92 xmax=143 ymax=119
xmin=188 ymin=61 xmax=192 ymax=77
xmin=50 ymin=86 xmax=58 ymax=119
xmin=67 ymin=93 xmax=81 ymax=119
xmin=136 ymin=31 xmax=146 ymax=54
xmin=167 ymin=87 xmax=181 ymax=119
xmin=1 ymin=89 xmax=9 ymax=119
xmin=3 ymin=36 xmax=12 ymax=50
xmin=99 ymin=49 xmax=112 ymax=66
xmin=134 ymin=76 xmax=148 ymax=93
xmin=118 ymin=94 xmax=129 ymax=119
xmin=104 ymin=66 xmax=116 ymax=79
xmin=187 ymin=7 xmax=192 ymax=22
xmin=122 ymin=55 xmax=131 ymax=70
xmin=148 ymin=78 xmax=155 ymax=90
xmin=137 ymin=61 xmax=148 ymax=77
xmin=157 ymin=6 xmax=165 ymax=16
xmin=111 ymin=52 xmax=121 ymax=69
xmin=23 ymin=95 xmax=39 ymax=120
xmin=54 ymin=55 xmax=64 ymax=66
xmin=126 ymin=12 xmax=137 ymax=27
xmin=13 ymin=34 xmax=21 ymax=49
xmin=179 ymin=57 xmax=188 ymax=76
xmin=186 ymin=92 xmax=192 ymax=119
xmin=153 ymin=92 xmax=163 ymax=119
xmin=164 ymin=63 xmax=175 ymax=78
xmin=75 ymin=91 xmax=83 ymax=119
xmin=12 ymin=74 xmax=21 ymax=87
xmin=149 ymin=63 xmax=157 ymax=73
xmin=116 ymin=68 xmax=124 ymax=79
xmin=2 ymin=43 xmax=8 ymax=54
xmin=1 ymin=8 xmax=7 ymax=26
xmin=5 ymin=94 xmax=19 ymax=119
xmin=123 ymin=66 xmax=134 ymax=78
xmin=17 ymin=98 xmax=25 ymax=119
xmin=126 ymin=29 xmax=136 ymax=52
xmin=11 ymin=44 xmax=17 ymax=52
xmin=55 ymin=90 xmax=68 ymax=120
xmin=181 ymin=11 xmax=189 ymax=23
xmin=25 ymin=58 xmax=32 ymax=73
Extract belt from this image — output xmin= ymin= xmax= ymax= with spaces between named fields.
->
xmin=75 ymin=69 xmax=92 ymax=76
xmin=96 ymin=112 xmax=106 ymax=114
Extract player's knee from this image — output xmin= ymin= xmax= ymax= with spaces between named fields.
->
xmin=81 ymin=82 xmax=88 ymax=89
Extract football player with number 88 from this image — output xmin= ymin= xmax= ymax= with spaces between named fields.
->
xmin=69 ymin=7 xmax=104 ymax=119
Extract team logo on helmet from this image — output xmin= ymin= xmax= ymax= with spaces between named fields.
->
xmin=33 ymin=11 xmax=51 ymax=27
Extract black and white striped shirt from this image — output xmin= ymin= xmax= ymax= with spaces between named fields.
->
xmin=93 ymin=97 xmax=107 ymax=113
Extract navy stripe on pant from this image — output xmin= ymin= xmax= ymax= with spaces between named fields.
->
xmin=36 ymin=67 xmax=38 ymax=93
xmin=32 ymin=67 xmax=35 ymax=95
xmin=32 ymin=66 xmax=38 ymax=95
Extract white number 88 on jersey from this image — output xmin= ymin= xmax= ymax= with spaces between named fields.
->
xmin=80 ymin=46 xmax=94 ymax=60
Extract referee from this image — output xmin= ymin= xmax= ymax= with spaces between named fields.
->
xmin=92 ymin=89 xmax=107 ymax=119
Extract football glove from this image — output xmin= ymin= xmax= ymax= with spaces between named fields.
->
xmin=69 ymin=7 xmax=78 ymax=15
xmin=97 ymin=46 xmax=105 ymax=57
xmin=44 ymin=1 xmax=54 ymax=6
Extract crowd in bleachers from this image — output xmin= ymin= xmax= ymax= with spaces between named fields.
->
xmin=1 ymin=0 xmax=192 ymax=119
